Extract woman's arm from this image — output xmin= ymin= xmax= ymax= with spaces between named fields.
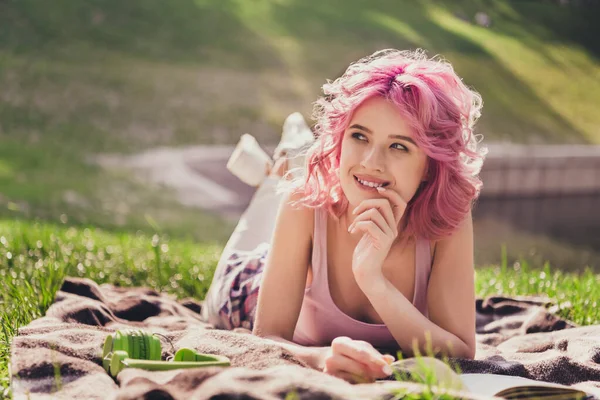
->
xmin=262 ymin=335 xmax=329 ymax=370
xmin=362 ymin=210 xmax=476 ymax=359
xmin=253 ymin=191 xmax=399 ymax=380
xmin=425 ymin=210 xmax=476 ymax=357
xmin=252 ymin=190 xmax=318 ymax=361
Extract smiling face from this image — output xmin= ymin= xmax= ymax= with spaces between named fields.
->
xmin=339 ymin=96 xmax=429 ymax=214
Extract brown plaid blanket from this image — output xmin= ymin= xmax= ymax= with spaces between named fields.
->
xmin=9 ymin=277 xmax=600 ymax=399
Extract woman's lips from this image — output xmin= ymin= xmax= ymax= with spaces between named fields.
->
xmin=353 ymin=174 xmax=390 ymax=185
xmin=353 ymin=175 xmax=389 ymax=192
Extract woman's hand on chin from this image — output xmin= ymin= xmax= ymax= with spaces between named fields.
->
xmin=348 ymin=186 xmax=407 ymax=292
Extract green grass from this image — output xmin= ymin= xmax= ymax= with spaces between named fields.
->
xmin=476 ymin=247 xmax=600 ymax=326
xmin=2 ymin=221 xmax=600 ymax=397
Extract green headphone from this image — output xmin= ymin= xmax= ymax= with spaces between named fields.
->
xmin=102 ymin=329 xmax=231 ymax=377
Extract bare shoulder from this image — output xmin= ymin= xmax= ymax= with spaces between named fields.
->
xmin=278 ymin=189 xmax=315 ymax=242
xmin=430 ymin=210 xmax=473 ymax=264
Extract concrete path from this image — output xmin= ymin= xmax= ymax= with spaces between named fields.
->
xmin=94 ymin=145 xmax=273 ymax=221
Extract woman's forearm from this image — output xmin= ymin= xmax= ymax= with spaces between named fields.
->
xmin=364 ymin=277 xmax=475 ymax=359
xmin=260 ymin=334 xmax=328 ymax=370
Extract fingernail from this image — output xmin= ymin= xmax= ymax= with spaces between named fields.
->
xmin=377 ymin=186 xmax=385 ymax=191
xmin=382 ymin=364 xmax=393 ymax=375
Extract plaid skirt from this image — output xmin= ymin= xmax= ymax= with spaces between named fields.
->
xmin=207 ymin=243 xmax=269 ymax=331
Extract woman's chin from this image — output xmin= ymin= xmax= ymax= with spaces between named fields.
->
xmin=344 ymin=181 xmax=378 ymax=201
xmin=340 ymin=189 xmax=363 ymax=210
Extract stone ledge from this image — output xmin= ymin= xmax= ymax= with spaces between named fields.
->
xmin=481 ymin=143 xmax=600 ymax=196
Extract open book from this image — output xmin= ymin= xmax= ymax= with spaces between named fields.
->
xmin=460 ymin=373 xmax=591 ymax=400
xmin=389 ymin=357 xmax=592 ymax=400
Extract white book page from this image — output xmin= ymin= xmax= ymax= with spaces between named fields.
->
xmin=460 ymin=373 xmax=571 ymax=397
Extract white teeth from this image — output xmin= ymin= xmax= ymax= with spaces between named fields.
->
xmin=357 ymin=178 xmax=385 ymax=188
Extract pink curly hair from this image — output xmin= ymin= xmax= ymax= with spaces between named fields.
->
xmin=291 ymin=49 xmax=487 ymax=240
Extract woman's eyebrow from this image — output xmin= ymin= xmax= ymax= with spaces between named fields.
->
xmin=349 ymin=123 xmax=417 ymax=146
xmin=389 ymin=134 xmax=417 ymax=146
xmin=349 ymin=123 xmax=372 ymax=133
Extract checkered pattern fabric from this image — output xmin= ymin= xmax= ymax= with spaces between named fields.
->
xmin=216 ymin=244 xmax=269 ymax=330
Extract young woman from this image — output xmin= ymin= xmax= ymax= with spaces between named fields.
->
xmin=202 ymin=49 xmax=487 ymax=384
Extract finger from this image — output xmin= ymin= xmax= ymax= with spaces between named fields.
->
xmin=348 ymin=342 xmax=395 ymax=379
xmin=351 ymin=204 xmax=396 ymax=237
xmin=352 ymin=199 xmax=395 ymax=231
xmin=324 ymin=352 xmax=372 ymax=381
xmin=335 ymin=339 xmax=393 ymax=379
xmin=349 ymin=208 xmax=394 ymax=237
xmin=351 ymin=221 xmax=387 ymax=248
xmin=331 ymin=337 xmax=389 ymax=370
xmin=383 ymin=354 xmax=396 ymax=364
xmin=335 ymin=370 xmax=375 ymax=384
xmin=375 ymin=187 xmax=407 ymax=224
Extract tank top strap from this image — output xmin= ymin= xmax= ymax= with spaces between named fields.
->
xmin=413 ymin=238 xmax=433 ymax=317
xmin=309 ymin=207 xmax=328 ymax=286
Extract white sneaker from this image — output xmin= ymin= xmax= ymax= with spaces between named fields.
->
xmin=226 ymin=133 xmax=273 ymax=187
xmin=273 ymin=112 xmax=315 ymax=174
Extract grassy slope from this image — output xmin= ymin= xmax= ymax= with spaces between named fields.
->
xmin=0 ymin=0 xmax=599 ymax=240
xmin=2 ymin=0 xmax=599 ymax=147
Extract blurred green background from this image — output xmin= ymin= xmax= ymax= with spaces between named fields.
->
xmin=0 ymin=0 xmax=599 ymax=264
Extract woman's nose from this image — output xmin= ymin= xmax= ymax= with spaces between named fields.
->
xmin=360 ymin=147 xmax=386 ymax=172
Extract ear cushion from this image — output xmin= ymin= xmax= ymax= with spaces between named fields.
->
xmin=139 ymin=331 xmax=148 ymax=360
xmin=110 ymin=350 xmax=128 ymax=377
xmin=128 ymin=331 xmax=137 ymax=360
xmin=148 ymin=334 xmax=156 ymax=361
xmin=102 ymin=334 xmax=113 ymax=372
xmin=103 ymin=334 xmax=113 ymax=358
xmin=114 ymin=330 xmax=129 ymax=357
xmin=105 ymin=329 xmax=163 ymax=363
xmin=132 ymin=331 xmax=142 ymax=360
xmin=150 ymin=334 xmax=162 ymax=361
xmin=126 ymin=329 xmax=157 ymax=360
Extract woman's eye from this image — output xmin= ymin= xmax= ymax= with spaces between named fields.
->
xmin=352 ymin=132 xmax=367 ymax=141
xmin=391 ymin=143 xmax=408 ymax=152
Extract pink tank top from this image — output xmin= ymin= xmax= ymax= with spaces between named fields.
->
xmin=292 ymin=207 xmax=432 ymax=349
